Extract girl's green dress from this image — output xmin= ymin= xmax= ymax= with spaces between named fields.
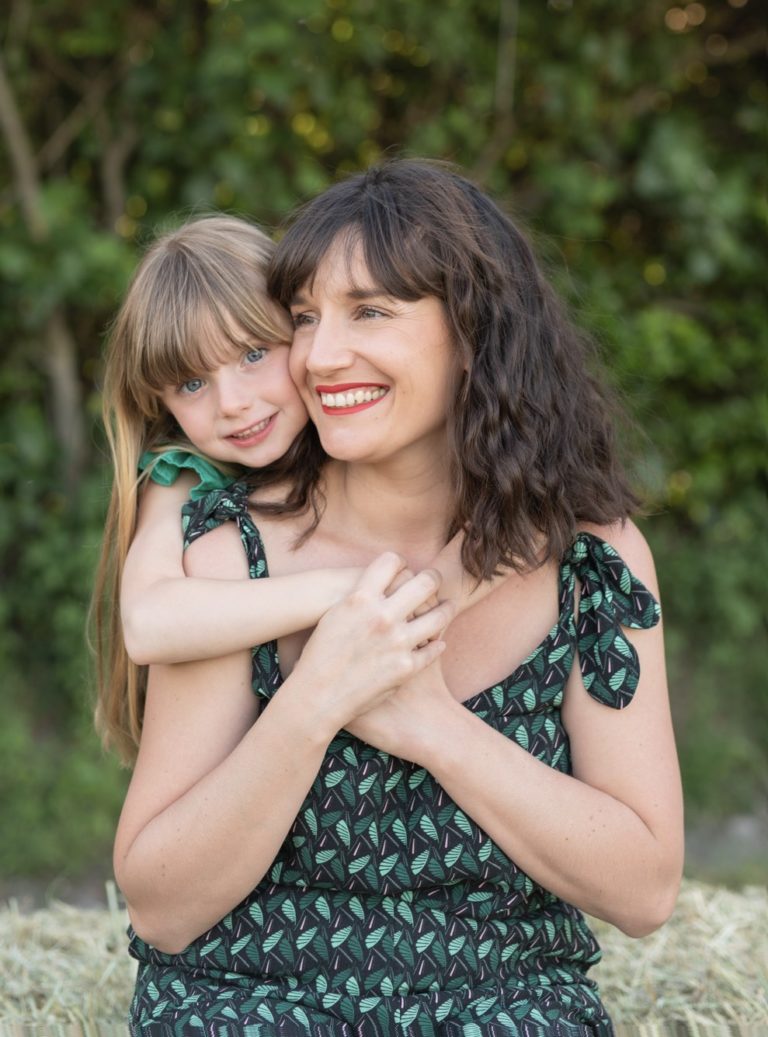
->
xmin=128 ymin=458 xmax=660 ymax=1036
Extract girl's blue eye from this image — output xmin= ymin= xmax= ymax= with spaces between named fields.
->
xmin=179 ymin=377 xmax=205 ymax=395
xmin=244 ymin=348 xmax=267 ymax=364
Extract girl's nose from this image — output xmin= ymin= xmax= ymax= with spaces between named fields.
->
xmin=216 ymin=369 xmax=252 ymax=416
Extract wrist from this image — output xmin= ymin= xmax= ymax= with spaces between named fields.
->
xmin=328 ymin=566 xmax=363 ymax=604
xmin=411 ymin=695 xmax=474 ymax=773
xmin=272 ymin=665 xmax=343 ymax=747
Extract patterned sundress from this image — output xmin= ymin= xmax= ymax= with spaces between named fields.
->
xmin=128 ymin=474 xmax=661 ymax=1037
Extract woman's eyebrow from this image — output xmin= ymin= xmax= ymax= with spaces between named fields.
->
xmin=290 ymin=286 xmax=392 ymax=305
xmin=346 ymin=287 xmax=391 ymax=301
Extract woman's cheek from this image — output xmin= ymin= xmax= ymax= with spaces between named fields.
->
xmin=287 ymin=342 xmax=308 ymax=386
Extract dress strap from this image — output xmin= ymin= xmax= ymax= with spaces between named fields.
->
xmin=181 ymin=478 xmax=267 ymax=578
xmin=562 ymin=532 xmax=661 ymax=709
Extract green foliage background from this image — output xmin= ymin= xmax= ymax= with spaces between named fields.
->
xmin=1 ymin=0 xmax=766 ymax=883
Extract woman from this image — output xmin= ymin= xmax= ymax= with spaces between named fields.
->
xmin=116 ymin=159 xmax=683 ymax=1035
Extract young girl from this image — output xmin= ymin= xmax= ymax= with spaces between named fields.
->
xmin=93 ymin=214 xmax=476 ymax=766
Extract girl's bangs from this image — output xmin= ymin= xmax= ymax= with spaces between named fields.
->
xmin=135 ymin=299 xmax=238 ymax=398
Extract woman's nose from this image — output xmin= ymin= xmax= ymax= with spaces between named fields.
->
xmin=303 ymin=316 xmax=355 ymax=376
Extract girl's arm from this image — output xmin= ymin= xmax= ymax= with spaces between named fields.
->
xmin=121 ymin=478 xmax=361 ymax=664
xmin=347 ymin=521 xmax=684 ymax=938
xmin=114 ymin=523 xmax=453 ymax=953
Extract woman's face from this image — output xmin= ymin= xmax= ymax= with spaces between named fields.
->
xmin=287 ymin=238 xmax=458 ymax=469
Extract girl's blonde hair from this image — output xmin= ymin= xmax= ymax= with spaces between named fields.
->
xmin=91 ymin=215 xmax=292 ymax=765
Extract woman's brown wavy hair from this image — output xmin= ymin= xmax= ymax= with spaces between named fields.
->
xmin=268 ymin=158 xmax=640 ymax=579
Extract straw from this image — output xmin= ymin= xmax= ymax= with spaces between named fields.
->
xmin=0 ymin=879 xmax=765 ymax=1029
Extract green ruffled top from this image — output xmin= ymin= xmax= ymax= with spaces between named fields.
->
xmin=138 ymin=449 xmax=235 ymax=501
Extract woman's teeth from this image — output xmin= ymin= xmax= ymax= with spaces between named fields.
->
xmin=320 ymin=387 xmax=388 ymax=408
xmin=231 ymin=417 xmax=270 ymax=439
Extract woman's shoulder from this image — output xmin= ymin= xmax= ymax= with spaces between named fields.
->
xmin=574 ymin=519 xmax=658 ymax=593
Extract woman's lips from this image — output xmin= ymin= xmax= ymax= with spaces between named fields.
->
xmin=315 ymin=384 xmax=389 ymax=414
xmin=226 ymin=414 xmax=276 ymax=446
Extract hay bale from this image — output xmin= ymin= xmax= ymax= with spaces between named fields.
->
xmin=0 ymin=879 xmax=765 ymax=1029
xmin=0 ymin=881 xmax=134 ymax=1028
xmin=589 ymin=880 xmax=768 ymax=1029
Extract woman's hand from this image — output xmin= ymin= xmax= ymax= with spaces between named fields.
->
xmin=345 ymin=657 xmax=459 ymax=765
xmin=288 ymin=552 xmax=454 ymax=738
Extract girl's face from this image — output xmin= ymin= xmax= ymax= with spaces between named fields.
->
xmin=160 ymin=319 xmax=308 ymax=469
xmin=287 ymin=239 xmax=458 ymax=469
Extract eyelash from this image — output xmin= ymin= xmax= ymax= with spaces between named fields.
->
xmin=178 ymin=377 xmax=205 ymax=396
xmin=243 ymin=347 xmax=267 ymax=363
xmin=175 ymin=348 xmax=267 ymax=395
xmin=291 ymin=312 xmax=314 ymax=328
xmin=291 ymin=306 xmax=388 ymax=327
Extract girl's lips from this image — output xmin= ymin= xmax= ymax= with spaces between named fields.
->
xmin=316 ymin=384 xmax=389 ymax=415
xmin=226 ymin=414 xmax=276 ymax=447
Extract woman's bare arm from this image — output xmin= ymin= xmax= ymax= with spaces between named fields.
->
xmin=348 ymin=521 xmax=684 ymax=938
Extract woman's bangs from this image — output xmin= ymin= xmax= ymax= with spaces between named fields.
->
xmin=271 ymin=217 xmax=345 ymax=306
xmin=358 ymin=221 xmax=438 ymax=303
xmin=270 ymin=167 xmax=449 ymax=305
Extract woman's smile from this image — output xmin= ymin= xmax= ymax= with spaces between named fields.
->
xmin=316 ymin=383 xmax=389 ymax=413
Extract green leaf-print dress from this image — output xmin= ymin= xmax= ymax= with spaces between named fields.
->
xmin=128 ymin=472 xmax=661 ymax=1037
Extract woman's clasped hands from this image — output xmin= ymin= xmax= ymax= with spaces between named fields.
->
xmin=287 ymin=551 xmax=455 ymax=745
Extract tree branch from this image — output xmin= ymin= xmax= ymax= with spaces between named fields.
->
xmin=0 ymin=51 xmax=86 ymax=488
xmin=472 ymin=0 xmax=519 ymax=185
xmin=0 ymin=51 xmax=46 ymax=238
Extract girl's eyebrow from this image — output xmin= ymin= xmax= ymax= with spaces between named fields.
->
xmin=232 ymin=333 xmax=262 ymax=348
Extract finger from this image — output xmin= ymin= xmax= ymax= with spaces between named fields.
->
xmin=406 ymin=600 xmax=455 ymax=647
xmin=412 ymin=591 xmax=439 ymax=619
xmin=384 ymin=566 xmax=416 ymax=597
xmin=410 ymin=637 xmax=447 ymax=671
xmin=385 ymin=567 xmax=442 ymax=618
xmin=352 ymin=551 xmax=409 ymax=597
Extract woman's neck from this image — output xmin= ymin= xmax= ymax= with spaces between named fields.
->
xmin=319 ymin=457 xmax=454 ymax=569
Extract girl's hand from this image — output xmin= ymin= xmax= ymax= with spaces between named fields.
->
xmin=288 ymin=552 xmax=454 ymax=737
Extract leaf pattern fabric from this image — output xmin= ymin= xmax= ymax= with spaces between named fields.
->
xmin=128 ymin=479 xmax=660 ymax=1036
xmin=566 ymin=535 xmax=660 ymax=708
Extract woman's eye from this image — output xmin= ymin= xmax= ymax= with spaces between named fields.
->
xmin=291 ymin=312 xmax=315 ymax=328
xmin=359 ymin=306 xmax=386 ymax=320
xmin=244 ymin=347 xmax=267 ymax=364
xmin=179 ymin=377 xmax=205 ymax=395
